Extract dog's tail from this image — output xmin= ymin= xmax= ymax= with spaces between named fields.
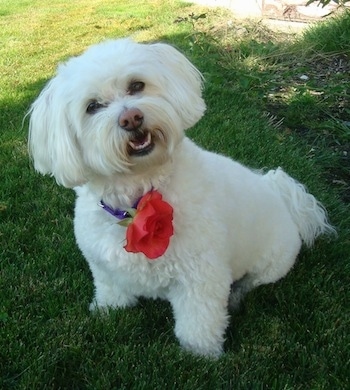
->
xmin=264 ymin=167 xmax=336 ymax=247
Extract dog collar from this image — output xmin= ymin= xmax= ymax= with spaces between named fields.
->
xmin=99 ymin=187 xmax=154 ymax=220
xmin=99 ymin=198 xmax=141 ymax=220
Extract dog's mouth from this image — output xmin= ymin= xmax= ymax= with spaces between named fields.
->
xmin=128 ymin=130 xmax=154 ymax=156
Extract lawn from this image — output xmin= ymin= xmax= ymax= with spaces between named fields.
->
xmin=1 ymin=0 xmax=349 ymax=388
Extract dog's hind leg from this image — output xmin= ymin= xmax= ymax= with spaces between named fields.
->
xmin=230 ymin=235 xmax=302 ymax=311
xmin=229 ymin=274 xmax=256 ymax=311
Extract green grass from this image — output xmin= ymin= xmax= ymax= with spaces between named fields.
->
xmin=1 ymin=1 xmax=349 ymax=388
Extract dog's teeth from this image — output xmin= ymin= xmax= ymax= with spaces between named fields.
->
xmin=129 ymin=132 xmax=151 ymax=150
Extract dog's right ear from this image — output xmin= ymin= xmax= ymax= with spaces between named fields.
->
xmin=28 ymin=78 xmax=87 ymax=188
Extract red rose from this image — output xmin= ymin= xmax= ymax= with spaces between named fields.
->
xmin=124 ymin=191 xmax=174 ymax=259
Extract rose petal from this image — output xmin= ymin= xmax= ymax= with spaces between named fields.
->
xmin=138 ymin=235 xmax=171 ymax=259
xmin=124 ymin=224 xmax=140 ymax=253
xmin=144 ymin=215 xmax=173 ymax=239
xmin=137 ymin=191 xmax=162 ymax=211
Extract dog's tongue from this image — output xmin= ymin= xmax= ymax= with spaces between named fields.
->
xmin=129 ymin=131 xmax=151 ymax=151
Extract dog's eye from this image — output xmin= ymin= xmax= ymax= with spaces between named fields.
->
xmin=128 ymin=81 xmax=145 ymax=95
xmin=86 ymin=101 xmax=105 ymax=114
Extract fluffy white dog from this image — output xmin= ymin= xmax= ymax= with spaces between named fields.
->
xmin=28 ymin=38 xmax=334 ymax=357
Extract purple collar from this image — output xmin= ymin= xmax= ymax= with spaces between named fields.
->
xmin=99 ymin=197 xmax=141 ymax=220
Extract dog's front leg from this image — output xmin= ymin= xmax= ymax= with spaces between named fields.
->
xmin=168 ymin=279 xmax=231 ymax=358
xmin=88 ymin=263 xmax=138 ymax=312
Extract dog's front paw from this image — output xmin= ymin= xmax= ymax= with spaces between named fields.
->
xmin=89 ymin=293 xmax=138 ymax=313
xmin=175 ymin=316 xmax=225 ymax=358
xmin=89 ymin=300 xmax=112 ymax=314
xmin=179 ymin=337 xmax=223 ymax=359
xmin=170 ymin=288 xmax=229 ymax=358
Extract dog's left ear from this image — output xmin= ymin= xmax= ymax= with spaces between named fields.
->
xmin=150 ymin=43 xmax=206 ymax=129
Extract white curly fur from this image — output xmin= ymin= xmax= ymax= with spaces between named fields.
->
xmin=28 ymin=38 xmax=335 ymax=357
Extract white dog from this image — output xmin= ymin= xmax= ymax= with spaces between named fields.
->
xmin=28 ymin=38 xmax=334 ymax=357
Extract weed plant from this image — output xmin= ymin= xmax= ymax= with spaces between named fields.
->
xmin=1 ymin=1 xmax=349 ymax=389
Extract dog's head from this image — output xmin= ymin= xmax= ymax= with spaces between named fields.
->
xmin=28 ymin=39 xmax=206 ymax=187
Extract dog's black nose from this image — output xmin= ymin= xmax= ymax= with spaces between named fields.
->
xmin=119 ymin=108 xmax=144 ymax=131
